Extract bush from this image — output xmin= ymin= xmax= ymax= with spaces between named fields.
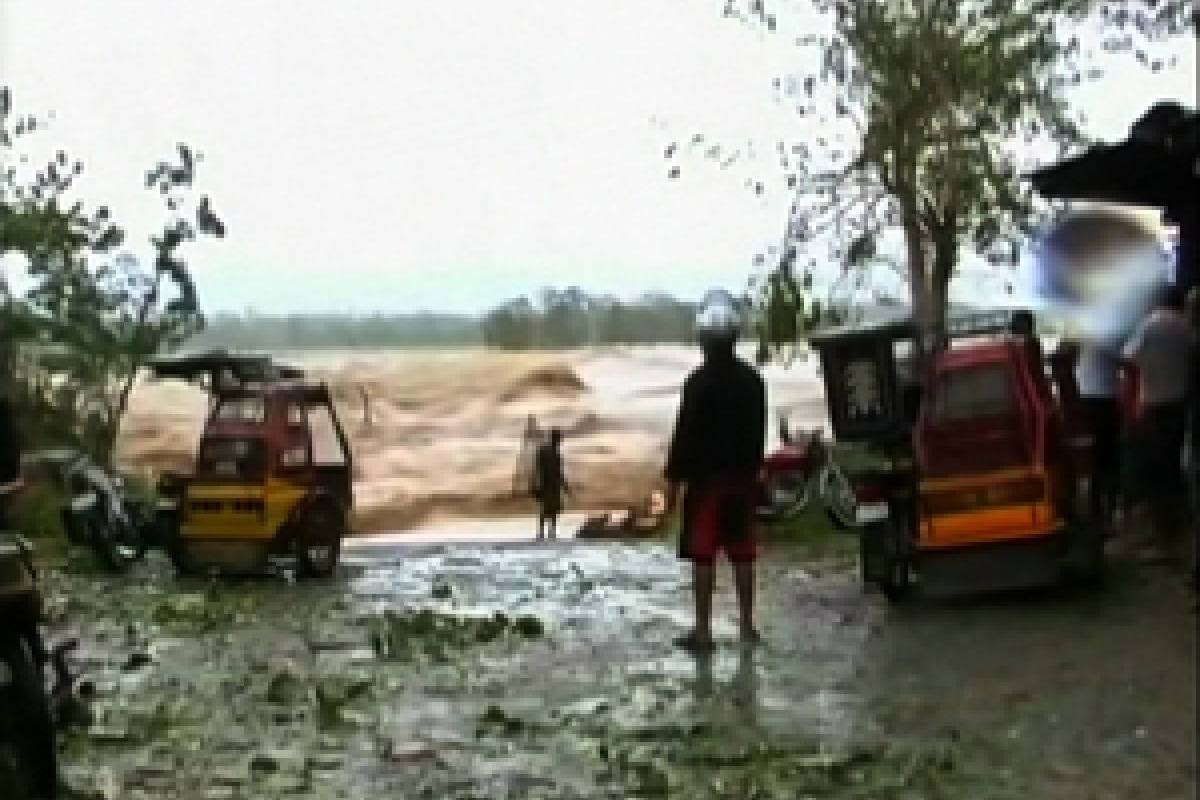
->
xmin=8 ymin=481 xmax=66 ymax=540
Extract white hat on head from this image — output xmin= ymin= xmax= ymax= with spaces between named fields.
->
xmin=694 ymin=288 xmax=741 ymax=339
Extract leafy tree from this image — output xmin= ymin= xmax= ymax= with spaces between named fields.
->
xmin=0 ymin=87 xmax=223 ymax=458
xmin=668 ymin=1 xmax=1192 ymax=354
xmin=482 ymin=296 xmax=538 ymax=349
xmin=481 ymin=290 xmax=696 ymax=349
xmin=192 ymin=312 xmax=483 ymax=349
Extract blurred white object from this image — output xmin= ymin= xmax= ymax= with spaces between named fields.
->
xmin=1034 ymin=208 xmax=1168 ymax=348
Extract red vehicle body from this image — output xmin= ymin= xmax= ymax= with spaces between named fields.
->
xmin=915 ymin=339 xmax=1071 ymax=549
xmin=812 ymin=310 xmax=1104 ymax=600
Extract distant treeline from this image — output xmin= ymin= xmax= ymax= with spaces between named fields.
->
xmin=190 ymin=312 xmax=484 ymax=350
xmin=481 ymin=288 xmax=697 ymax=349
xmin=186 ymin=290 xmax=699 ymax=351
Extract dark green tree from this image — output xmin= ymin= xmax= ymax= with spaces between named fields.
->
xmin=0 ymin=87 xmax=224 ymax=458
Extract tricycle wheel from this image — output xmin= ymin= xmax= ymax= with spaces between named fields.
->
xmin=820 ymin=463 xmax=857 ymax=531
xmin=869 ymin=511 xmax=913 ymax=602
xmin=880 ymin=557 xmax=912 ymax=602
xmin=295 ymin=500 xmax=345 ymax=579
xmin=85 ymin=515 xmax=128 ymax=573
xmin=859 ymin=522 xmax=888 ymax=586
xmin=164 ymin=531 xmax=199 ymax=577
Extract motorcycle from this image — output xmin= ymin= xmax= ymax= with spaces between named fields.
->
xmin=26 ymin=449 xmax=152 ymax=572
xmin=757 ymin=422 xmax=859 ymax=530
xmin=1 ymin=490 xmax=75 ymax=799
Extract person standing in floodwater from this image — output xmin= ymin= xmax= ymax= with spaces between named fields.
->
xmin=665 ymin=290 xmax=767 ymax=652
xmin=533 ymin=428 xmax=570 ymax=540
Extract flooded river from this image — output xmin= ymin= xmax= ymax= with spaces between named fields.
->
xmin=115 ymin=346 xmax=828 ymax=532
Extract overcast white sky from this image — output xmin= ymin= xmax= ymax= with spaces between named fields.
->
xmin=1 ymin=1 xmax=1195 ymax=314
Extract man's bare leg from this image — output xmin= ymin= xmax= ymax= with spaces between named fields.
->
xmin=693 ymin=562 xmax=715 ymax=644
xmin=733 ymin=561 xmax=758 ymax=642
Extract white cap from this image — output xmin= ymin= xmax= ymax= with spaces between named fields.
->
xmin=695 ymin=289 xmax=741 ymax=339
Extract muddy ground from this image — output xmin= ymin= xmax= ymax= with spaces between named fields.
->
xmin=37 ymin=533 xmax=1197 ymax=800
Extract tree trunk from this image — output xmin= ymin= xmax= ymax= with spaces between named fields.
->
xmin=102 ymin=272 xmax=163 ymax=464
xmin=930 ymin=230 xmax=956 ymax=348
xmin=903 ymin=214 xmax=934 ymax=358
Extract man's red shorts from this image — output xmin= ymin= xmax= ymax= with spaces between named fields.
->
xmin=679 ymin=479 xmax=759 ymax=563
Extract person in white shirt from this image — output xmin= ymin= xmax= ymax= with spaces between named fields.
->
xmin=1076 ymin=342 xmax=1127 ymax=527
xmin=1123 ymin=286 xmax=1197 ymax=537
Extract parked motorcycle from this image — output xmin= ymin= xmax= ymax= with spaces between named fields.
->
xmin=758 ymin=423 xmax=858 ymax=529
xmin=25 ymin=449 xmax=152 ymax=572
xmin=1 ymin=496 xmax=75 ymax=799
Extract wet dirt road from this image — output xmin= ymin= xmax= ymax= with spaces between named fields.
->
xmin=42 ymin=532 xmax=1196 ymax=799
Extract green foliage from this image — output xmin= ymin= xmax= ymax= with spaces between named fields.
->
xmin=190 ymin=311 xmax=484 ymax=350
xmin=7 ymin=482 xmax=66 ymax=540
xmin=194 ymin=291 xmax=701 ymax=352
xmin=482 ymin=288 xmax=697 ymax=350
xmin=671 ymin=1 xmax=1191 ymax=357
xmin=367 ymin=609 xmax=547 ymax=663
xmin=0 ymin=87 xmax=223 ymax=460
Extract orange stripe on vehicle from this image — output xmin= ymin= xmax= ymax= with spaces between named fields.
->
xmin=919 ymin=502 xmax=1061 ymax=549
xmin=919 ymin=467 xmax=1043 ymax=493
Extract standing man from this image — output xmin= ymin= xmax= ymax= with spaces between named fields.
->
xmin=666 ymin=290 xmax=767 ymax=652
xmin=1077 ymin=340 xmax=1126 ymax=530
xmin=533 ymin=428 xmax=570 ymax=540
xmin=1124 ymin=285 xmax=1196 ymax=540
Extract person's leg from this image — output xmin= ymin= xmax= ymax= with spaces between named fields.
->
xmin=1095 ymin=399 xmax=1122 ymax=527
xmin=1167 ymin=402 xmax=1189 ymax=543
xmin=676 ymin=486 xmax=717 ymax=651
xmin=732 ymin=560 xmax=757 ymax=641
xmin=1147 ymin=403 xmax=1187 ymax=540
xmin=692 ymin=561 xmax=715 ymax=643
xmin=1085 ymin=398 xmax=1107 ymax=522
xmin=548 ymin=512 xmax=558 ymax=539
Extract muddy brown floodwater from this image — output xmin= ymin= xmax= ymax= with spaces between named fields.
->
xmin=41 ymin=535 xmax=1195 ymax=800
xmin=114 ymin=347 xmax=829 ymax=532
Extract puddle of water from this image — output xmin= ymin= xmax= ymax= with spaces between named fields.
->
xmin=346 ymin=512 xmax=594 ymax=546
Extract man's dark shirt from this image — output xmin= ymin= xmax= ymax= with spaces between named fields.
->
xmin=665 ymin=352 xmax=767 ymax=485
xmin=534 ymin=444 xmax=566 ymax=496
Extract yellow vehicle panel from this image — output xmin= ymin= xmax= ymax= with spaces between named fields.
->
xmin=919 ymin=468 xmax=1062 ymax=550
xmin=181 ymin=479 xmax=307 ymax=540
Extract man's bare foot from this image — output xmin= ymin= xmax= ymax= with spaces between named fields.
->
xmin=674 ymin=630 xmax=715 ymax=654
xmin=739 ymin=628 xmax=762 ymax=647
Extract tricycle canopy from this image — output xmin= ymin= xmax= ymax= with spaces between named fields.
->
xmin=809 ymin=307 xmax=1025 ymax=443
xmin=148 ymin=351 xmax=306 ymax=395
